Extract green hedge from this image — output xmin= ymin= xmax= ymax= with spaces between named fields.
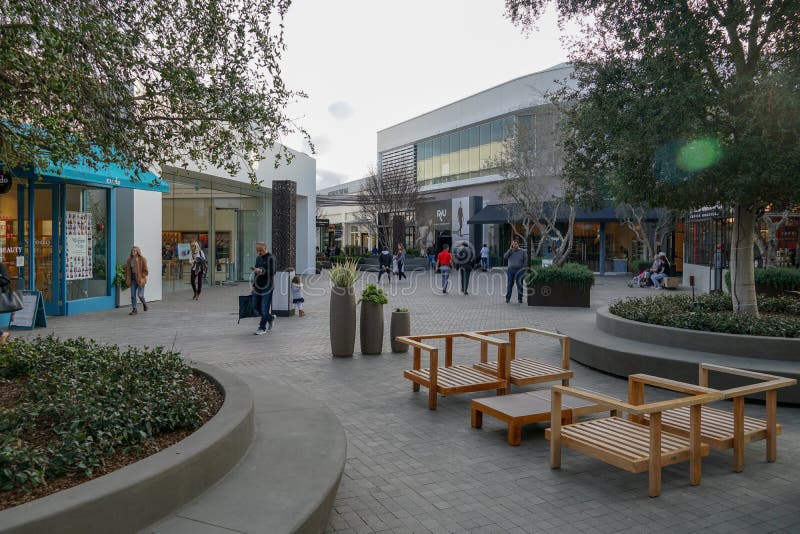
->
xmin=609 ymin=293 xmax=800 ymax=338
xmin=329 ymin=255 xmax=365 ymax=265
xmin=634 ymin=260 xmax=653 ymax=274
xmin=725 ymin=267 xmax=800 ymax=292
xmin=524 ymin=263 xmax=595 ymax=290
xmin=0 ymin=337 xmax=214 ymax=492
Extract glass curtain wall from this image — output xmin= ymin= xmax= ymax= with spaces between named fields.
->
xmin=415 ymin=116 xmax=514 ymax=186
xmin=65 ymin=185 xmax=109 ymax=301
xmin=162 ymin=177 xmax=264 ymax=295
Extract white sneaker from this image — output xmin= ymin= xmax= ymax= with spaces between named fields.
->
xmin=255 ymin=329 xmax=266 ymax=335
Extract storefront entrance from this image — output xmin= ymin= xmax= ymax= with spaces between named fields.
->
xmin=1 ymin=181 xmax=114 ymax=316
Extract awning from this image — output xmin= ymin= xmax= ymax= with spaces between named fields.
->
xmin=36 ymin=159 xmax=169 ymax=192
xmin=468 ymin=203 xmax=662 ymax=224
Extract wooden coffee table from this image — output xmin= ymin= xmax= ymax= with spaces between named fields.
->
xmin=471 ymin=390 xmax=612 ymax=445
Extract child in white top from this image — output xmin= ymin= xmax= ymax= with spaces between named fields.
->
xmin=291 ymin=275 xmax=305 ymax=317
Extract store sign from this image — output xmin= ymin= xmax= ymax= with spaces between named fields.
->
xmin=65 ymin=211 xmax=93 ymax=280
xmin=316 ymin=218 xmax=330 ymax=228
xmin=0 ymin=170 xmax=12 ymax=194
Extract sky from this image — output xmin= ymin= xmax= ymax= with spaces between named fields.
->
xmin=279 ymin=0 xmax=573 ymax=189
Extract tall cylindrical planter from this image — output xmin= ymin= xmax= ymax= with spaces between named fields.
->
xmin=330 ymin=287 xmax=356 ymax=357
xmin=390 ymin=311 xmax=410 ymax=353
xmin=359 ymin=302 xmax=384 ymax=355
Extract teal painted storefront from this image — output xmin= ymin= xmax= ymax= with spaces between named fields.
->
xmin=1 ymin=161 xmax=167 ymax=316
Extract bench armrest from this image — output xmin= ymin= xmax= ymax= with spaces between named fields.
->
xmin=463 ymin=332 xmax=511 ymax=347
xmin=629 ymin=374 xmax=719 ymax=395
xmin=395 ymin=336 xmax=436 ymax=352
xmin=553 ymin=386 xmax=723 ymax=415
xmin=699 ymin=363 xmax=798 ymax=398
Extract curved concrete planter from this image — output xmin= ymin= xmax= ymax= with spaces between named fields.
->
xmin=598 ymin=306 xmax=800 ymax=361
xmin=0 ymin=363 xmax=254 ymax=534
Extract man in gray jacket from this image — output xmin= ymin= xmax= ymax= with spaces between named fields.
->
xmin=504 ymin=240 xmax=528 ymax=303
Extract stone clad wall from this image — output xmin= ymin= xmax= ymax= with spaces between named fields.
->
xmin=272 ymin=180 xmax=296 ymax=271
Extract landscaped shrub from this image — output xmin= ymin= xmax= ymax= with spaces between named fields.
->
xmin=359 ymin=283 xmax=388 ymax=305
xmin=725 ymin=267 xmax=800 ymax=292
xmin=525 ymin=263 xmax=595 ymax=290
xmin=634 ymin=260 xmax=653 ymax=274
xmin=609 ymin=293 xmax=800 ymax=338
xmin=0 ymin=336 xmax=216 ymax=492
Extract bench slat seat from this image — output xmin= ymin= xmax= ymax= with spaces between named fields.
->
xmin=644 ymin=406 xmax=779 ymax=449
xmin=474 ymin=358 xmax=572 ymax=386
xmin=546 ymin=417 xmax=710 ymax=473
xmin=404 ymin=366 xmax=506 ymax=395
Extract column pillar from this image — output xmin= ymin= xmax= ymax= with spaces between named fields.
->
xmin=271 ymin=180 xmax=296 ymax=316
xmin=599 ymin=222 xmax=606 ymax=275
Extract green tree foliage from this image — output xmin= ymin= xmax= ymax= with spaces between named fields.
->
xmin=504 ymin=0 xmax=800 ymax=315
xmin=0 ymin=0 xmax=308 ymax=183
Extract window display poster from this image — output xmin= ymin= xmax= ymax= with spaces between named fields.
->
xmin=176 ymin=243 xmax=191 ymax=259
xmin=65 ymin=211 xmax=93 ymax=280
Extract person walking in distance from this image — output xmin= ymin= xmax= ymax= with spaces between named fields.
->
xmin=378 ymin=246 xmax=393 ymax=282
xmin=452 ymin=241 xmax=475 ymax=295
xmin=480 ymin=243 xmax=490 ymax=271
xmin=125 ymin=246 xmax=149 ymax=315
xmin=435 ymin=243 xmax=452 ymax=294
xmin=504 ymin=239 xmax=528 ymax=303
xmin=189 ymin=241 xmax=207 ymax=300
xmin=291 ymin=275 xmax=305 ymax=317
xmin=395 ymin=243 xmax=407 ymax=280
xmin=251 ymin=242 xmax=276 ymax=335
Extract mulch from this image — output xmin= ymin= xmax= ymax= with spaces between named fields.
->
xmin=0 ymin=373 xmax=224 ymax=511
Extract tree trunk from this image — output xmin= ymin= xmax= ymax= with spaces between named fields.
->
xmin=730 ymin=204 xmax=758 ymax=316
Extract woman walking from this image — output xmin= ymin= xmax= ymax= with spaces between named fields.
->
xmin=189 ymin=241 xmax=207 ymax=300
xmin=125 ymin=246 xmax=149 ymax=315
xmin=395 ymin=243 xmax=407 ymax=280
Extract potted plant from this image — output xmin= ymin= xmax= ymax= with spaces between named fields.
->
xmin=329 ymin=259 xmax=359 ymax=357
xmin=525 ymin=263 xmax=595 ymax=307
xmin=390 ymin=308 xmax=410 ymax=353
xmin=359 ymin=283 xmax=388 ymax=355
xmin=113 ymin=262 xmax=129 ymax=308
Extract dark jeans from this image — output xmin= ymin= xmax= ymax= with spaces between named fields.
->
xmin=191 ymin=270 xmax=203 ymax=295
xmin=506 ymin=267 xmax=525 ymax=302
xmin=378 ymin=266 xmax=391 ymax=281
xmin=252 ymin=290 xmax=274 ymax=330
xmin=396 ymin=262 xmax=406 ymax=280
xmin=459 ymin=268 xmax=472 ymax=294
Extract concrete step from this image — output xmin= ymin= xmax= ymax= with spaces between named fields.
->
xmin=560 ymin=315 xmax=800 ymax=404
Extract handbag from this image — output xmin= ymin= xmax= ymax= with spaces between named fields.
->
xmin=0 ymin=275 xmax=23 ymax=314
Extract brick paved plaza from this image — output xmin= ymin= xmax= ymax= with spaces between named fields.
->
xmin=19 ymin=271 xmax=800 ymax=533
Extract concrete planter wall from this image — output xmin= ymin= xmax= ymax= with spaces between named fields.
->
xmin=360 ymin=302 xmax=384 ymax=354
xmin=598 ymin=306 xmax=800 ymax=361
xmin=330 ymin=287 xmax=356 ymax=357
xmin=527 ymin=282 xmax=590 ymax=308
xmin=390 ymin=311 xmax=410 ymax=353
xmin=0 ymin=363 xmax=254 ymax=534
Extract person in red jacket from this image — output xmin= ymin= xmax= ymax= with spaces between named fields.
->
xmin=435 ymin=243 xmax=452 ymax=294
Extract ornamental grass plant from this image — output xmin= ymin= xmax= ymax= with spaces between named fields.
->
xmin=0 ymin=336 xmax=216 ymax=493
xmin=328 ymin=258 xmax=359 ymax=288
xmin=610 ymin=293 xmax=800 ymax=338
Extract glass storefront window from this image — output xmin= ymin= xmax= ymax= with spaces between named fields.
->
xmin=65 ymin=185 xmax=109 ymax=300
xmin=0 ymin=183 xmax=23 ymax=291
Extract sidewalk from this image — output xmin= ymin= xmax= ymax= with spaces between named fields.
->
xmin=16 ymin=272 xmax=800 ymax=533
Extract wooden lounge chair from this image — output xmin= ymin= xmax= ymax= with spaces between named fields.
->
xmin=640 ymin=364 xmax=797 ymax=472
xmin=546 ymin=377 xmax=723 ymax=497
xmin=472 ymin=327 xmax=572 ymax=388
xmin=397 ymin=332 xmax=510 ymax=410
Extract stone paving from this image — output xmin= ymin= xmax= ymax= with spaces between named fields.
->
xmin=16 ymin=270 xmax=800 ymax=533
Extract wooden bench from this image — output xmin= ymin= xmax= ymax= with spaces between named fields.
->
xmin=546 ymin=377 xmax=723 ymax=497
xmin=640 ymin=364 xmax=797 ymax=472
xmin=397 ymin=332 xmax=510 ymax=410
xmin=471 ymin=390 xmax=611 ymax=445
xmin=472 ymin=327 xmax=572 ymax=389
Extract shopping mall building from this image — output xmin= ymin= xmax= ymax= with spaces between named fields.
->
xmin=1 ymin=145 xmax=316 ymax=316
